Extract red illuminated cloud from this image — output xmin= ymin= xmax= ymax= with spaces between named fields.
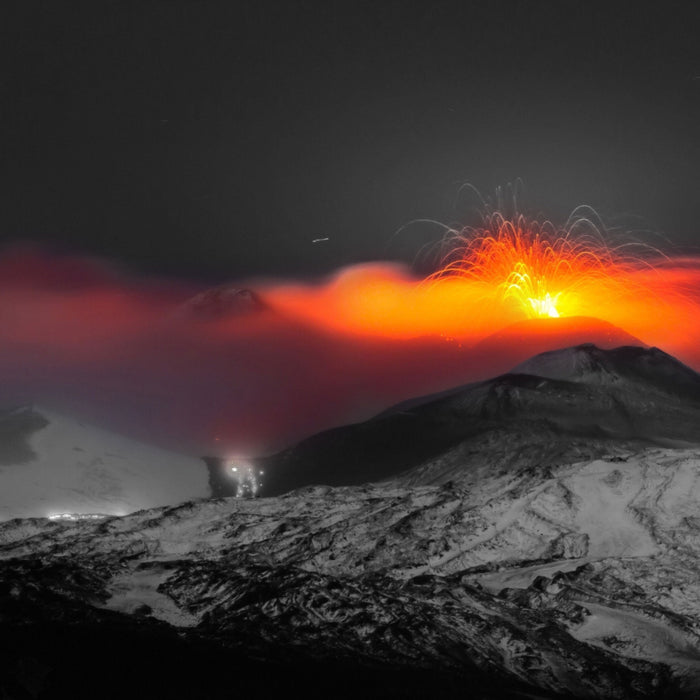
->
xmin=2 ymin=239 xmax=700 ymax=457
xmin=262 ymin=216 xmax=700 ymax=368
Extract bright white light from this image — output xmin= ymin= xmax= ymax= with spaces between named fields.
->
xmin=47 ymin=512 xmax=110 ymax=522
xmin=226 ymin=459 xmax=261 ymax=498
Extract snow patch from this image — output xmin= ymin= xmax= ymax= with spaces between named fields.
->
xmin=0 ymin=407 xmax=209 ymax=520
xmin=103 ymin=563 xmax=200 ymax=628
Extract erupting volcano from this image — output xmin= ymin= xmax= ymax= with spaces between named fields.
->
xmin=265 ymin=206 xmax=700 ymax=373
xmin=3 ymin=204 xmax=700 ymax=455
xmin=426 ymin=207 xmax=655 ymax=321
xmin=4 ymin=2 xmax=700 ymax=697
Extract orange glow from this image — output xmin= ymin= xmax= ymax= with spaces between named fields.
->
xmin=425 ymin=211 xmax=664 ymax=322
xmin=2 ymin=243 xmax=700 ymax=454
xmin=262 ymin=212 xmax=700 ymax=369
xmin=265 ymin=264 xmax=495 ymax=339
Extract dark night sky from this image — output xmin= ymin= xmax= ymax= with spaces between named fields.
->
xmin=1 ymin=1 xmax=699 ymax=281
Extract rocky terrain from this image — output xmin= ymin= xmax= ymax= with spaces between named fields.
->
xmin=2 ymin=345 xmax=700 ymax=698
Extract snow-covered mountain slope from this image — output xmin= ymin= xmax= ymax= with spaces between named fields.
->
xmin=3 ymin=446 xmax=700 ymax=697
xmin=258 ymin=344 xmax=700 ymax=494
xmin=0 ymin=406 xmax=209 ymax=520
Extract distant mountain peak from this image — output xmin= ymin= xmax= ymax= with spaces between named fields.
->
xmin=179 ymin=284 xmax=267 ymax=321
xmin=258 ymin=343 xmax=700 ymax=495
xmin=513 ymin=343 xmax=700 ymax=398
xmin=513 ymin=342 xmax=619 ymax=380
xmin=479 ymin=315 xmax=643 ymax=345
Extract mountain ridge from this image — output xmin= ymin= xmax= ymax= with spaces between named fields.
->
xmin=3 ymin=444 xmax=700 ymax=697
xmin=4 ymin=343 xmax=700 ymax=697
xmin=257 ymin=343 xmax=700 ymax=495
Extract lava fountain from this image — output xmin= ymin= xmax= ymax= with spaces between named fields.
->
xmin=266 ymin=205 xmax=700 ymax=369
xmin=425 ymin=207 xmax=665 ymax=322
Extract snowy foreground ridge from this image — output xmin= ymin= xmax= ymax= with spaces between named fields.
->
xmin=3 ymin=344 xmax=700 ymax=698
xmin=2 ymin=448 xmax=700 ymax=697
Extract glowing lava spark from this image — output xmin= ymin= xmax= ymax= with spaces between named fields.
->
xmin=264 ymin=208 xmax=699 ymax=355
xmin=425 ymin=208 xmax=663 ymax=322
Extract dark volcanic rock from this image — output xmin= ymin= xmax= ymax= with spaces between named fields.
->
xmin=0 ymin=406 xmax=49 ymax=465
xmin=258 ymin=344 xmax=700 ymax=495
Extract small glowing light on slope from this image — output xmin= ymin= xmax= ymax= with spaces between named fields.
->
xmin=227 ymin=459 xmax=262 ymax=498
